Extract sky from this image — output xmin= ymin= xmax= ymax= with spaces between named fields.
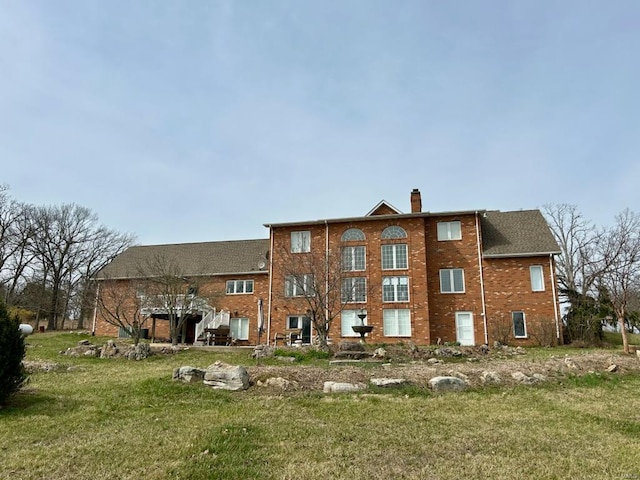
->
xmin=1 ymin=1 xmax=639 ymax=245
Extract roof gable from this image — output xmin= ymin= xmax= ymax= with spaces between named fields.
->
xmin=366 ymin=200 xmax=403 ymax=216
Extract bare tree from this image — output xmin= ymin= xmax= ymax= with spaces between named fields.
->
xmin=276 ymin=244 xmax=369 ymax=350
xmin=31 ymin=204 xmax=133 ymax=330
xmin=542 ymin=204 xmax=601 ymax=295
xmin=95 ymin=279 xmax=150 ymax=345
xmin=137 ymin=253 xmax=217 ymax=345
xmin=0 ymin=187 xmax=36 ymax=305
xmin=598 ymin=209 xmax=640 ymax=354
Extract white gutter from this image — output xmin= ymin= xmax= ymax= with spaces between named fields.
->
xmin=475 ymin=212 xmax=488 ymax=345
xmin=266 ymin=227 xmax=274 ymax=346
xmin=549 ymin=254 xmax=560 ymax=340
xmin=92 ymin=282 xmax=100 ymax=335
xmin=325 ymin=220 xmax=329 ymax=343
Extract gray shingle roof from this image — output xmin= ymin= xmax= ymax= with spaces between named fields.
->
xmin=481 ymin=210 xmax=560 ymax=257
xmin=97 ymin=239 xmax=270 ymax=279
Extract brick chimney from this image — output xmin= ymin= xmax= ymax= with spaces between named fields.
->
xmin=410 ymin=188 xmax=422 ymax=213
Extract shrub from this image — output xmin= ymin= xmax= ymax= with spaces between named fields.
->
xmin=0 ymin=300 xmax=26 ymax=406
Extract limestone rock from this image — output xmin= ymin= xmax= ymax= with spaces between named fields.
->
xmin=252 ymin=345 xmax=274 ymax=359
xmin=100 ymin=340 xmax=119 ymax=359
xmin=511 ymin=372 xmax=537 ymax=384
xmin=203 ymin=361 xmax=249 ymax=391
xmin=370 ymin=378 xmax=407 ymax=388
xmin=564 ymin=357 xmax=578 ymax=369
xmin=173 ymin=366 xmax=206 ymax=383
xmin=607 ymin=364 xmax=618 ymax=373
xmin=338 ymin=341 xmax=365 ymax=352
xmin=372 ymin=347 xmax=387 ymax=359
xmin=258 ymin=377 xmax=295 ymax=390
xmin=323 ymin=381 xmax=366 ymax=393
xmin=428 ymin=376 xmax=467 ymax=392
xmin=480 ymin=371 xmax=502 ymax=385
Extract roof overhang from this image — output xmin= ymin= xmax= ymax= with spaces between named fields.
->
xmin=483 ymin=251 xmax=561 ymax=259
xmin=264 ymin=209 xmax=486 ymax=229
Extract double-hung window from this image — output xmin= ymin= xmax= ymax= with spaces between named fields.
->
xmin=342 ymin=246 xmax=366 ymax=271
xmin=285 ymin=274 xmax=314 ymax=297
xmin=530 ymin=265 xmax=544 ymax=292
xmin=230 ymin=318 xmax=249 ymax=340
xmin=341 ymin=309 xmax=367 ymax=337
xmin=291 ymin=231 xmax=311 ymax=253
xmin=383 ymin=309 xmax=411 ymax=337
xmin=382 ymin=276 xmax=409 ymax=302
xmin=226 ymin=279 xmax=254 ymax=295
xmin=440 ymin=268 xmax=465 ymax=293
xmin=341 ymin=277 xmax=367 ymax=302
xmin=437 ymin=221 xmax=462 ymax=241
xmin=512 ymin=311 xmax=527 ymax=338
xmin=381 ymin=244 xmax=408 ymax=270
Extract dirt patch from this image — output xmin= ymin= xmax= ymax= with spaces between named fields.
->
xmin=247 ymin=349 xmax=640 ymax=392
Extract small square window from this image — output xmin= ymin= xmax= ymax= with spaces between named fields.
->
xmin=230 ymin=318 xmax=249 ymax=340
xmin=291 ymin=231 xmax=311 ymax=253
xmin=440 ymin=268 xmax=465 ymax=293
xmin=437 ymin=221 xmax=462 ymax=241
xmin=383 ymin=309 xmax=411 ymax=337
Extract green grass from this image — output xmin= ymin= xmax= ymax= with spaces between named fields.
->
xmin=3 ymin=332 xmax=640 ymax=479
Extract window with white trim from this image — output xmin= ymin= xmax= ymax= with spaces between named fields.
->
xmin=342 ymin=246 xmax=366 ymax=271
xmin=381 ymin=244 xmax=408 ymax=270
xmin=383 ymin=309 xmax=411 ymax=337
xmin=226 ymin=279 xmax=254 ymax=295
xmin=341 ymin=309 xmax=367 ymax=337
xmin=512 ymin=311 xmax=527 ymax=338
xmin=341 ymin=277 xmax=367 ymax=302
xmin=382 ymin=276 xmax=409 ymax=302
xmin=440 ymin=268 xmax=465 ymax=293
xmin=530 ymin=265 xmax=545 ymax=292
xmin=341 ymin=228 xmax=365 ymax=241
xmin=230 ymin=317 xmax=249 ymax=340
xmin=291 ymin=231 xmax=311 ymax=253
xmin=285 ymin=274 xmax=314 ymax=297
xmin=437 ymin=221 xmax=462 ymax=241
xmin=381 ymin=226 xmax=407 ymax=239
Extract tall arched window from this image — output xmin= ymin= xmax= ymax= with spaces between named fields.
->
xmin=341 ymin=228 xmax=365 ymax=241
xmin=381 ymin=226 xmax=407 ymax=239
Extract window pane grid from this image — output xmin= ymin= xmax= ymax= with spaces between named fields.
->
xmin=440 ymin=269 xmax=464 ymax=293
xmin=382 ymin=244 xmax=407 ymax=270
xmin=383 ymin=309 xmax=411 ymax=337
xmin=382 ymin=276 xmax=409 ymax=302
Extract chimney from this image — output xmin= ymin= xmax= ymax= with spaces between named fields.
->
xmin=410 ymin=188 xmax=422 ymax=213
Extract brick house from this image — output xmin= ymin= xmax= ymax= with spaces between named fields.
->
xmin=94 ymin=189 xmax=561 ymax=346
xmin=94 ymin=239 xmax=270 ymax=345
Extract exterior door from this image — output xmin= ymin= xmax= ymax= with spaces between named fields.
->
xmin=455 ymin=312 xmax=475 ymax=346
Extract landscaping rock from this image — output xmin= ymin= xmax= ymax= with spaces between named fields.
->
xmin=126 ymin=343 xmax=151 ymax=361
xmin=338 ymin=341 xmax=365 ymax=352
xmin=428 ymin=376 xmax=467 ymax=392
xmin=372 ymin=347 xmax=387 ymax=359
xmin=173 ymin=366 xmax=206 ymax=383
xmin=511 ymin=372 xmax=537 ymax=384
xmin=252 ymin=345 xmax=274 ymax=359
xmin=370 ymin=378 xmax=407 ymax=388
xmin=333 ymin=350 xmax=372 ymax=360
xmin=480 ymin=371 xmax=502 ymax=385
xmin=564 ymin=357 xmax=578 ymax=369
xmin=323 ymin=381 xmax=366 ymax=393
xmin=203 ymin=361 xmax=249 ymax=391
xmin=607 ymin=364 xmax=618 ymax=373
xmin=100 ymin=340 xmax=119 ymax=358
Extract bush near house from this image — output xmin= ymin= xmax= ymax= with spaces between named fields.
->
xmin=0 ymin=300 xmax=26 ymax=406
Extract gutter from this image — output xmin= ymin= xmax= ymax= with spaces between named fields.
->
xmin=549 ymin=254 xmax=561 ymax=340
xmin=475 ymin=212 xmax=488 ymax=345
xmin=266 ymin=226 xmax=274 ymax=346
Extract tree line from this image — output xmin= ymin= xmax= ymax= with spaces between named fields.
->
xmin=544 ymin=204 xmax=640 ymax=353
xmin=0 ymin=185 xmax=135 ymax=330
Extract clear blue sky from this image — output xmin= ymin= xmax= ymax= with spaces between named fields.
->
xmin=2 ymin=1 xmax=638 ymax=245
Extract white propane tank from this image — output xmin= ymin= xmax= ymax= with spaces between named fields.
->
xmin=19 ymin=324 xmax=33 ymax=336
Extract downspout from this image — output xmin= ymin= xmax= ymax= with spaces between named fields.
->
xmin=91 ymin=281 xmax=100 ymax=336
xmin=325 ymin=220 xmax=329 ymax=343
xmin=549 ymin=254 xmax=560 ymax=340
xmin=475 ymin=212 xmax=488 ymax=345
xmin=266 ymin=227 xmax=274 ymax=346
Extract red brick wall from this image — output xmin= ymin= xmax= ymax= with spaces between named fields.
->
xmin=95 ymin=273 xmax=269 ymax=344
xmin=482 ymin=255 xmax=561 ymax=346
xmin=426 ymin=214 xmax=484 ymax=344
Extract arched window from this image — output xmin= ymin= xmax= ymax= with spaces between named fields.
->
xmin=341 ymin=228 xmax=365 ymax=242
xmin=381 ymin=226 xmax=407 ymax=239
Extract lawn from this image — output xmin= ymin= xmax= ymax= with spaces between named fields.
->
xmin=2 ymin=332 xmax=640 ymax=479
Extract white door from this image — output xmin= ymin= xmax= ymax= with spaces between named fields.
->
xmin=455 ymin=312 xmax=475 ymax=346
